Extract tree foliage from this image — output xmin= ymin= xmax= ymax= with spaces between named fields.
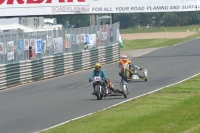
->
xmin=46 ymin=14 xmax=90 ymax=28
xmin=47 ymin=12 xmax=200 ymax=29
xmin=113 ymin=12 xmax=200 ymax=29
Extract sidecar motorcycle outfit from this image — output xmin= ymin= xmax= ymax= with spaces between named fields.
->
xmin=105 ymin=78 xmax=123 ymax=94
xmin=118 ymin=55 xmax=142 ymax=81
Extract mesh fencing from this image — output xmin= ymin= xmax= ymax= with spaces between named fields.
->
xmin=0 ymin=22 xmax=120 ymax=65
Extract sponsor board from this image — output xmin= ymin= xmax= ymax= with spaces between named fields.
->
xmin=1 ymin=0 xmax=200 ymax=16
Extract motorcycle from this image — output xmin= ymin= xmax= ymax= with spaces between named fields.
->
xmin=123 ymin=63 xmax=148 ymax=82
xmin=92 ymin=76 xmax=127 ymax=100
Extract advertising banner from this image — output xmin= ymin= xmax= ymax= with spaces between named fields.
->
xmin=0 ymin=43 xmax=4 ymax=55
xmin=71 ymin=34 xmax=76 ymax=44
xmin=0 ymin=0 xmax=89 ymax=8
xmin=76 ymin=34 xmax=81 ymax=44
xmin=35 ymin=39 xmax=42 ymax=53
xmin=85 ymin=34 xmax=96 ymax=49
xmin=85 ymin=34 xmax=91 ymax=45
xmin=0 ymin=0 xmax=90 ymax=16
xmin=90 ymin=0 xmax=200 ymax=13
xmin=1 ymin=0 xmax=200 ymax=16
xmin=64 ymin=34 xmax=71 ymax=48
xmin=53 ymin=37 xmax=63 ymax=54
xmin=7 ymin=41 xmax=14 ymax=61
xmin=18 ymin=40 xmax=24 ymax=51
xmin=81 ymin=34 xmax=85 ymax=43
xmin=89 ymin=34 xmax=96 ymax=46
xmin=24 ymin=39 xmax=29 ymax=51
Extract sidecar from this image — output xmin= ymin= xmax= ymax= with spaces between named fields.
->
xmin=128 ymin=68 xmax=148 ymax=82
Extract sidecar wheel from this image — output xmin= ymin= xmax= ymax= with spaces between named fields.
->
xmin=145 ymin=79 xmax=147 ymax=82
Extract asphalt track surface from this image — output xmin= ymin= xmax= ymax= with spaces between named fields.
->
xmin=0 ymin=39 xmax=200 ymax=133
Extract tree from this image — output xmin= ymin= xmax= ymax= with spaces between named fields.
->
xmin=46 ymin=15 xmax=90 ymax=28
xmin=114 ymin=13 xmax=136 ymax=29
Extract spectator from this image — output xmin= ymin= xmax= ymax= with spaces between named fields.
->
xmin=105 ymin=22 xmax=110 ymax=43
xmin=29 ymin=46 xmax=32 ymax=60
xmin=84 ymin=42 xmax=88 ymax=50
xmin=106 ymin=22 xmax=109 ymax=33
xmin=65 ymin=21 xmax=70 ymax=29
xmin=76 ymin=23 xmax=79 ymax=28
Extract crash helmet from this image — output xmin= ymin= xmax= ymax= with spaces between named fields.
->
xmin=94 ymin=62 xmax=101 ymax=71
xmin=121 ymin=55 xmax=127 ymax=61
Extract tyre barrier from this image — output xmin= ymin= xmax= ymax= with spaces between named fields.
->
xmin=0 ymin=44 xmax=120 ymax=90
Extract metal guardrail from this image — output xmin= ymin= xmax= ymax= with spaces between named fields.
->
xmin=0 ymin=43 xmax=120 ymax=90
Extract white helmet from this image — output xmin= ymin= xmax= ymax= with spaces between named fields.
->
xmin=121 ymin=55 xmax=127 ymax=60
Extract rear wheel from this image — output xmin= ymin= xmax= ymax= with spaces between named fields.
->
xmin=94 ymin=85 xmax=102 ymax=100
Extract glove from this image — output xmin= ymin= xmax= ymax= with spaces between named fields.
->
xmin=89 ymin=79 xmax=92 ymax=82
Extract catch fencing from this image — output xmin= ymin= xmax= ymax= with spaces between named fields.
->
xmin=0 ymin=22 xmax=120 ymax=65
xmin=0 ymin=23 xmax=120 ymax=90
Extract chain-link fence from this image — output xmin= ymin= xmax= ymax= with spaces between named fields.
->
xmin=0 ymin=22 xmax=120 ymax=65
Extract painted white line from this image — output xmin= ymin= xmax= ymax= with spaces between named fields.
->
xmin=36 ymin=73 xmax=200 ymax=133
xmin=35 ymin=113 xmax=93 ymax=133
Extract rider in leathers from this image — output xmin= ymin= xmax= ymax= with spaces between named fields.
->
xmin=119 ymin=55 xmax=142 ymax=81
xmin=89 ymin=62 xmax=123 ymax=95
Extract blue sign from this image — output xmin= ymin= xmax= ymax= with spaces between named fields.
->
xmin=18 ymin=39 xmax=24 ymax=51
xmin=85 ymin=34 xmax=91 ymax=44
xmin=71 ymin=34 xmax=76 ymax=44
xmin=36 ymin=39 xmax=42 ymax=53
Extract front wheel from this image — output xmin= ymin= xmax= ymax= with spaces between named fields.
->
xmin=94 ymin=85 xmax=102 ymax=100
xmin=124 ymin=69 xmax=130 ymax=82
xmin=122 ymin=84 xmax=128 ymax=98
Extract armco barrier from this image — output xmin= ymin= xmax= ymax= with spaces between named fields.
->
xmin=0 ymin=43 xmax=120 ymax=90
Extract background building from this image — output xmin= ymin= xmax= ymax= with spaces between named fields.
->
xmin=0 ymin=17 xmax=62 ymax=32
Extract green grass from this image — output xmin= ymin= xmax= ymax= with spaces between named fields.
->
xmin=120 ymin=25 xmax=200 ymax=34
xmin=121 ymin=30 xmax=200 ymax=51
xmin=40 ymin=74 xmax=200 ymax=133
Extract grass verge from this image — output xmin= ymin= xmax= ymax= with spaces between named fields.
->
xmin=120 ymin=25 xmax=200 ymax=34
xmin=121 ymin=32 xmax=200 ymax=51
xmin=40 ymin=74 xmax=200 ymax=133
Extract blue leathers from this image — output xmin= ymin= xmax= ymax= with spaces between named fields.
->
xmin=89 ymin=69 xmax=107 ymax=79
xmin=89 ymin=69 xmax=107 ymax=88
